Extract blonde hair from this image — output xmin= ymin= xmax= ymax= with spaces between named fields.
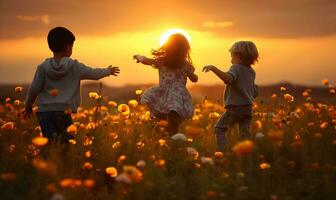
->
xmin=229 ymin=41 xmax=259 ymax=65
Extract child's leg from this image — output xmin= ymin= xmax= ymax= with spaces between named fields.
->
xmin=54 ymin=112 xmax=73 ymax=143
xmin=238 ymin=115 xmax=252 ymax=139
xmin=214 ymin=112 xmax=237 ymax=151
xmin=168 ymin=111 xmax=182 ymax=135
xmin=36 ymin=112 xmax=57 ymax=139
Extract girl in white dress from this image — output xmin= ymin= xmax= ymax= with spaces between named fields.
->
xmin=133 ymin=33 xmax=198 ymax=135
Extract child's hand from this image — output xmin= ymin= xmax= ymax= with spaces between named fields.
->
xmin=23 ymin=106 xmax=33 ymax=119
xmin=133 ymin=55 xmax=146 ymax=63
xmin=202 ymin=65 xmax=215 ymax=72
xmin=108 ymin=66 xmax=120 ymax=76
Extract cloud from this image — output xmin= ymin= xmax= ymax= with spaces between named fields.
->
xmin=1 ymin=0 xmax=336 ymax=39
xmin=16 ymin=15 xmax=50 ymax=24
xmin=202 ymin=21 xmax=233 ymax=28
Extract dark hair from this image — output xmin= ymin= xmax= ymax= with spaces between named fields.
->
xmin=151 ymin=33 xmax=192 ymax=69
xmin=47 ymin=27 xmax=75 ymax=53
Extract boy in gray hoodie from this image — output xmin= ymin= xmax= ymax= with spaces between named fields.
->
xmin=24 ymin=27 xmax=120 ymax=142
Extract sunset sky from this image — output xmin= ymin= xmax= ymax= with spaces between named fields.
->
xmin=0 ymin=0 xmax=336 ymax=87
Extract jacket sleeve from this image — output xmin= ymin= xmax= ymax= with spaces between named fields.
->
xmin=25 ymin=65 xmax=45 ymax=108
xmin=76 ymin=61 xmax=111 ymax=80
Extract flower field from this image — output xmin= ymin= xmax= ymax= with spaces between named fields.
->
xmin=1 ymin=83 xmax=336 ymax=200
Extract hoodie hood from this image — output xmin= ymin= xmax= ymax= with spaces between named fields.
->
xmin=43 ymin=57 xmax=75 ymax=80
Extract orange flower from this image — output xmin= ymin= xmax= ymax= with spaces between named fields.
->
xmin=185 ymin=126 xmax=205 ymax=136
xmin=1 ymin=122 xmax=15 ymax=131
xmin=253 ymin=120 xmax=262 ymax=130
xmin=320 ymin=122 xmax=328 ymax=129
xmin=214 ymin=151 xmax=224 ymax=158
xmin=49 ymin=89 xmax=59 ymax=97
xmin=66 ymin=124 xmax=77 ymax=134
xmin=158 ymin=120 xmax=168 ymax=127
xmin=83 ymin=179 xmax=95 ymax=189
xmin=209 ymin=112 xmax=220 ymax=120
xmin=267 ymin=129 xmax=284 ymax=141
xmin=154 ymin=159 xmax=166 ymax=167
xmin=83 ymin=162 xmax=93 ymax=170
xmin=14 ymin=86 xmax=24 ymax=93
xmin=85 ymin=151 xmax=91 ymax=158
xmin=32 ymin=137 xmax=48 ymax=147
xmin=321 ymin=78 xmax=329 ymax=86
xmin=0 ymin=173 xmax=16 ymax=181
xmin=259 ymin=162 xmax=271 ymax=170
xmin=108 ymin=101 xmax=117 ymax=107
xmin=232 ymin=140 xmax=254 ymax=156
xmin=105 ymin=167 xmax=118 ymax=177
xmin=284 ymin=93 xmax=294 ymax=102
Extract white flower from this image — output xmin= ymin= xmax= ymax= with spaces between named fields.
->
xmin=186 ymin=147 xmax=199 ymax=160
xmin=136 ymin=160 xmax=146 ymax=169
xmin=200 ymin=157 xmax=214 ymax=165
xmin=50 ymin=193 xmax=65 ymax=200
xmin=171 ymin=133 xmax=187 ymax=142
xmin=255 ymin=132 xmax=265 ymax=139
xmin=115 ymin=173 xmax=132 ymax=184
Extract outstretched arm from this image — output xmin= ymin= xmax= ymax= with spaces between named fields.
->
xmin=202 ymin=65 xmax=233 ymax=84
xmin=78 ymin=61 xmax=120 ymax=80
xmin=133 ymin=55 xmax=157 ymax=67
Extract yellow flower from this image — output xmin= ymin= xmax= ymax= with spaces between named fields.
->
xmin=280 ymin=86 xmax=286 ymax=91
xmin=209 ymin=112 xmax=220 ymax=120
xmin=158 ymin=139 xmax=166 ymax=147
xmin=259 ymin=162 xmax=271 ymax=170
xmin=118 ymin=104 xmax=130 ymax=116
xmin=105 ymin=167 xmax=118 ymax=177
xmin=232 ymin=140 xmax=254 ymax=156
xmin=89 ymin=92 xmax=100 ymax=100
xmin=135 ymin=89 xmax=143 ymax=95
xmin=128 ymin=99 xmax=138 ymax=108
xmin=32 ymin=137 xmax=48 ymax=147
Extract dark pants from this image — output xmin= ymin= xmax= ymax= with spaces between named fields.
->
xmin=214 ymin=106 xmax=252 ymax=151
xmin=36 ymin=111 xmax=74 ymax=143
xmin=156 ymin=111 xmax=182 ymax=135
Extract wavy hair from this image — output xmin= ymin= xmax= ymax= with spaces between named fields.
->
xmin=151 ymin=33 xmax=192 ymax=69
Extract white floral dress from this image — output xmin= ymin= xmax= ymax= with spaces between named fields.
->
xmin=141 ymin=62 xmax=194 ymax=119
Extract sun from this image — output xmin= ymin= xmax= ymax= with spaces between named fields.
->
xmin=159 ymin=28 xmax=192 ymax=46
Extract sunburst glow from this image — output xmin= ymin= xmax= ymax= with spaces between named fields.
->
xmin=159 ymin=28 xmax=192 ymax=46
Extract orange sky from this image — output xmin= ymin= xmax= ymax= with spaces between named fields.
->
xmin=0 ymin=0 xmax=336 ymax=86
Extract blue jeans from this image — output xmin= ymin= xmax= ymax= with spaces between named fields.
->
xmin=36 ymin=111 xmax=74 ymax=143
xmin=214 ymin=106 xmax=252 ymax=151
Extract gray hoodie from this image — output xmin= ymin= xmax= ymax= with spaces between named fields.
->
xmin=25 ymin=57 xmax=111 ymax=112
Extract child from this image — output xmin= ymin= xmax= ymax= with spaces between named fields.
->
xmin=202 ymin=41 xmax=259 ymax=151
xmin=133 ymin=33 xmax=198 ymax=135
xmin=24 ymin=27 xmax=120 ymax=143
